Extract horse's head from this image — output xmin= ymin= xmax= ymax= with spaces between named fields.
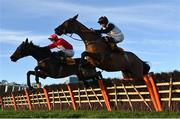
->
xmin=10 ymin=38 xmax=32 ymax=62
xmin=55 ymin=14 xmax=79 ymax=36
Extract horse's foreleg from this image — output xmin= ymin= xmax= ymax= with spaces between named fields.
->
xmin=81 ymin=51 xmax=101 ymax=66
xmin=27 ymin=71 xmax=35 ymax=89
xmin=27 ymin=69 xmax=47 ymax=89
xmin=81 ymin=51 xmax=88 ymax=60
xmin=34 ymin=66 xmax=43 ymax=88
xmin=81 ymin=51 xmax=99 ymax=60
xmin=97 ymin=71 xmax=103 ymax=80
xmin=34 ymin=66 xmax=40 ymax=83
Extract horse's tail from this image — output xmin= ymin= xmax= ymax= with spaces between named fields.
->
xmin=143 ymin=61 xmax=150 ymax=75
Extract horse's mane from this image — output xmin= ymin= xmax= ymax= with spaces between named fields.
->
xmin=29 ymin=42 xmax=51 ymax=54
xmin=74 ymin=19 xmax=102 ymax=41
xmin=74 ymin=19 xmax=110 ymax=50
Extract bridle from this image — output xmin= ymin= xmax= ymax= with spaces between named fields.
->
xmin=64 ymin=29 xmax=99 ymax=42
xmin=65 ymin=34 xmax=82 ymax=41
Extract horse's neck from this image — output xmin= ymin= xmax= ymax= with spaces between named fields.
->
xmin=29 ymin=45 xmax=50 ymax=62
xmin=74 ymin=20 xmax=109 ymax=52
xmin=75 ymin=20 xmax=100 ymax=44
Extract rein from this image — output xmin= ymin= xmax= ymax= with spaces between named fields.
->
xmin=65 ymin=29 xmax=94 ymax=41
xmin=65 ymin=34 xmax=82 ymax=41
xmin=65 ymin=30 xmax=105 ymax=50
xmin=65 ymin=33 xmax=97 ymax=48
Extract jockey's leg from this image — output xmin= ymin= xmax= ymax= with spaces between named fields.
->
xmin=63 ymin=50 xmax=75 ymax=65
xmin=104 ymin=36 xmax=118 ymax=51
xmin=105 ymin=36 xmax=116 ymax=43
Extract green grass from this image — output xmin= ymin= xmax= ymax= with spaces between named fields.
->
xmin=0 ymin=110 xmax=179 ymax=118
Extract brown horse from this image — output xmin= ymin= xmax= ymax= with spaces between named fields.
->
xmin=10 ymin=38 xmax=100 ymax=89
xmin=54 ymin=15 xmax=150 ymax=79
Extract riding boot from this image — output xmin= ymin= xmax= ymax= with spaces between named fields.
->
xmin=105 ymin=36 xmax=118 ymax=51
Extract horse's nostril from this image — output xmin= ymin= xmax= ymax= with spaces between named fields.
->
xmin=10 ymin=56 xmax=16 ymax=62
xmin=55 ymin=28 xmax=58 ymax=32
xmin=10 ymin=56 xmax=13 ymax=59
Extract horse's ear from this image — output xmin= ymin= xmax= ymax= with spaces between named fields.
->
xmin=72 ymin=14 xmax=78 ymax=20
xmin=25 ymin=38 xmax=28 ymax=43
xmin=30 ymin=41 xmax=33 ymax=45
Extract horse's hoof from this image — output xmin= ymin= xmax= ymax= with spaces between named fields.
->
xmin=29 ymin=87 xmax=36 ymax=93
xmin=83 ymin=81 xmax=90 ymax=88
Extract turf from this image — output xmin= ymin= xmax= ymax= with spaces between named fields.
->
xmin=0 ymin=109 xmax=180 ymax=118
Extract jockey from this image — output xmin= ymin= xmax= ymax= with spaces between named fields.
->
xmin=45 ymin=34 xmax=74 ymax=64
xmin=94 ymin=16 xmax=124 ymax=50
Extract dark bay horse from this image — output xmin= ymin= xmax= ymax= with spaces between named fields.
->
xmin=10 ymin=39 xmax=99 ymax=89
xmin=54 ymin=15 xmax=150 ymax=79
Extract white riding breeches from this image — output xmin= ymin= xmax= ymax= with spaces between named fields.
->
xmin=112 ymin=33 xmax=124 ymax=43
xmin=63 ymin=49 xmax=74 ymax=57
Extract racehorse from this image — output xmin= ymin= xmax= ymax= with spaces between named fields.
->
xmin=54 ymin=15 xmax=150 ymax=79
xmin=10 ymin=38 xmax=100 ymax=89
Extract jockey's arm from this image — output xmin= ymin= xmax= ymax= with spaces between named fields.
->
xmin=95 ymin=23 xmax=115 ymax=34
xmin=47 ymin=42 xmax=57 ymax=49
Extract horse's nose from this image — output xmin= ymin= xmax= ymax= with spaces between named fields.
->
xmin=54 ymin=28 xmax=61 ymax=36
xmin=10 ymin=56 xmax=16 ymax=62
xmin=54 ymin=28 xmax=58 ymax=32
xmin=10 ymin=55 xmax=13 ymax=60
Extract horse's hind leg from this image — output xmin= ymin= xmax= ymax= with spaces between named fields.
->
xmin=131 ymin=63 xmax=144 ymax=79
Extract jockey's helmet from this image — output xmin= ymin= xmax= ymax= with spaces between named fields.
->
xmin=48 ymin=34 xmax=58 ymax=41
xmin=98 ymin=16 xmax=109 ymax=25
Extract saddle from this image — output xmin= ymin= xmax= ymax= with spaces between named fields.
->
xmin=65 ymin=57 xmax=76 ymax=65
xmin=102 ymin=37 xmax=124 ymax=54
xmin=60 ymin=57 xmax=75 ymax=65
xmin=110 ymin=43 xmax=124 ymax=54
xmin=52 ymin=51 xmax=75 ymax=65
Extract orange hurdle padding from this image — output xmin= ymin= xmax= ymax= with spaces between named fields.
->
xmin=11 ymin=93 xmax=17 ymax=111
xmin=143 ymin=75 xmax=162 ymax=111
xmin=148 ymin=75 xmax=162 ymax=111
xmin=98 ymin=79 xmax=112 ymax=111
xmin=67 ymin=84 xmax=77 ymax=111
xmin=144 ymin=75 xmax=158 ymax=111
xmin=24 ymin=89 xmax=32 ymax=111
xmin=0 ymin=96 xmax=4 ymax=111
xmin=43 ymin=88 xmax=52 ymax=110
